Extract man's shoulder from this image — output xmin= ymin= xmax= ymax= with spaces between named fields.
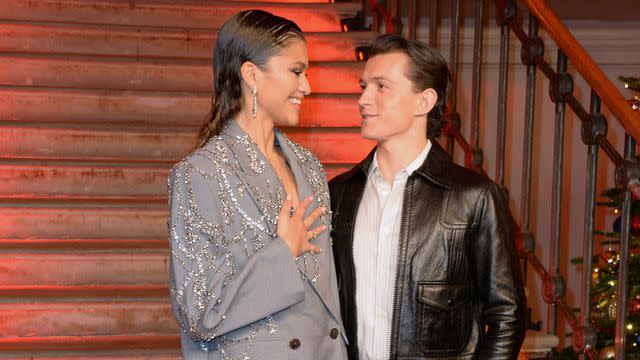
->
xmin=448 ymin=162 xmax=494 ymax=191
xmin=328 ymin=165 xmax=363 ymax=190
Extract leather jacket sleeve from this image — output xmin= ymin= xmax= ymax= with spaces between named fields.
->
xmin=473 ymin=182 xmax=527 ymax=359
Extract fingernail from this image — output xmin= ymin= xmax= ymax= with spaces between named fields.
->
xmin=286 ymin=194 xmax=291 ymax=200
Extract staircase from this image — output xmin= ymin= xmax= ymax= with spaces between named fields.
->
xmin=0 ymin=0 xmax=375 ymax=358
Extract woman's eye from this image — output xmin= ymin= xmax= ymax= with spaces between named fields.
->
xmin=293 ymin=70 xmax=303 ymax=76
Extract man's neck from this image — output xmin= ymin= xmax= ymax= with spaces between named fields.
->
xmin=375 ymin=136 xmax=428 ymax=184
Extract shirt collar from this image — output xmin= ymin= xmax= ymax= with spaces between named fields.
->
xmin=368 ymin=140 xmax=432 ymax=179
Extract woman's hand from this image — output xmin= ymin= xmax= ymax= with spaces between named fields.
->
xmin=277 ymin=195 xmax=326 ymax=257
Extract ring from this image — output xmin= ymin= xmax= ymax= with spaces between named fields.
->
xmin=310 ymin=229 xmax=318 ymax=240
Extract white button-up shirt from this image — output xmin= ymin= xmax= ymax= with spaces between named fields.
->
xmin=353 ymin=141 xmax=431 ymax=360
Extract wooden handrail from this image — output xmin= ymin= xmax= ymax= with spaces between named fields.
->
xmin=521 ymin=0 xmax=640 ymax=141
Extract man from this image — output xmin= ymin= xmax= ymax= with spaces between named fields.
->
xmin=329 ymin=34 xmax=526 ymax=360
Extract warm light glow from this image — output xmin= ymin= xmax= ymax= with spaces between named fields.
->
xmin=614 ymin=208 xmax=620 ymax=214
xmin=358 ymin=51 xmax=364 ymax=61
xmin=609 ymin=281 xmax=615 ymax=286
xmin=342 ymin=24 xmax=348 ymax=32
xmin=627 ymin=323 xmax=633 ymax=330
xmin=594 ymin=267 xmax=599 ymax=273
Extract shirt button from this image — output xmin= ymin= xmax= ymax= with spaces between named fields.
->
xmin=330 ymin=328 xmax=339 ymax=339
xmin=289 ymin=338 xmax=301 ymax=349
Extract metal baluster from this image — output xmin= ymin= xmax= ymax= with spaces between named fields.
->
xmin=495 ymin=9 xmax=510 ymax=187
xmin=408 ymin=0 xmax=417 ymax=40
xmin=520 ymin=13 xmax=539 ymax=330
xmin=551 ymin=51 xmax=568 ymax=340
xmin=615 ymin=133 xmax=635 ymax=360
xmin=470 ymin=0 xmax=484 ymax=168
xmin=447 ymin=0 xmax=461 ymax=156
xmin=579 ymin=91 xmax=603 ymax=360
xmin=429 ymin=0 xmax=438 ymax=47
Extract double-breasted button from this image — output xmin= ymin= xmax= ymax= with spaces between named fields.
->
xmin=289 ymin=338 xmax=301 ymax=349
xmin=330 ymin=328 xmax=339 ymax=339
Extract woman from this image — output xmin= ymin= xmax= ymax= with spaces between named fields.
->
xmin=168 ymin=10 xmax=348 ymax=360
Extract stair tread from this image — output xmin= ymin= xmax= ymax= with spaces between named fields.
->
xmin=0 ymin=56 xmax=364 ymax=93
xmin=0 ymin=301 xmax=178 ymax=338
xmin=0 ymin=285 xmax=169 ymax=299
xmin=0 ymin=238 xmax=168 ymax=251
xmin=0 ymin=0 xmax=361 ymax=32
xmin=0 ymin=21 xmax=376 ymax=62
xmin=0 ymin=126 xmax=374 ymax=164
xmin=0 ymin=334 xmax=181 ymax=353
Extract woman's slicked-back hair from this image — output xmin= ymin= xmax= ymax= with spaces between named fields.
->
xmin=369 ymin=34 xmax=451 ymax=138
xmin=196 ymin=10 xmax=305 ymax=149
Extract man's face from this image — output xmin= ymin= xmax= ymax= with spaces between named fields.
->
xmin=358 ymin=52 xmax=425 ymax=143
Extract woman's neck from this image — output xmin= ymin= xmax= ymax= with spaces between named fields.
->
xmin=233 ymin=113 xmax=277 ymax=158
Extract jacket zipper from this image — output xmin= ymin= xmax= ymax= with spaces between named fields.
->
xmin=350 ymin=184 xmax=364 ymax=360
xmin=388 ymin=179 xmax=411 ymax=359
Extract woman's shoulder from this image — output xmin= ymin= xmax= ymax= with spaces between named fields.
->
xmin=170 ymin=135 xmax=232 ymax=180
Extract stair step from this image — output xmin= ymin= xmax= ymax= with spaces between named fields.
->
xmin=0 ymin=87 xmax=361 ymax=127
xmin=0 ymin=354 xmax=182 ymax=360
xmin=0 ymin=335 xmax=180 ymax=355
xmin=0 ymin=126 xmax=375 ymax=164
xmin=0 ymin=164 xmax=170 ymax=199
xmin=0 ymin=22 xmax=376 ymax=61
xmin=0 ymin=0 xmax=361 ymax=32
xmin=0 ymin=163 xmax=352 ymax=199
xmin=0 ymin=285 xmax=168 ymax=300
xmin=0 ymin=238 xmax=168 ymax=252
xmin=0 ymin=301 xmax=177 ymax=337
xmin=0 ymin=207 xmax=168 ymax=239
xmin=0 ymin=253 xmax=168 ymax=287
xmin=0 ymin=55 xmax=363 ymax=94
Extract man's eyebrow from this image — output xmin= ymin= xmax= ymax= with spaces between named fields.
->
xmin=360 ymin=76 xmax=390 ymax=82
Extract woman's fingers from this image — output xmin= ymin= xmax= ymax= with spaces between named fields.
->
xmin=303 ymin=207 xmax=326 ymax=227
xmin=307 ymin=225 xmax=327 ymax=240
xmin=308 ymin=243 xmax=322 ymax=254
xmin=279 ymin=194 xmax=293 ymax=221
xmin=292 ymin=196 xmax=312 ymax=219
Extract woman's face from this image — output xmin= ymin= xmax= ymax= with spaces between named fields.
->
xmin=255 ymin=39 xmax=311 ymax=127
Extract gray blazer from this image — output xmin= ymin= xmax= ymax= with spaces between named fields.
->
xmin=168 ymin=121 xmax=348 ymax=360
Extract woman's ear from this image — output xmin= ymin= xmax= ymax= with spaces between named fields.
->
xmin=415 ymin=88 xmax=438 ymax=117
xmin=240 ymin=61 xmax=258 ymax=90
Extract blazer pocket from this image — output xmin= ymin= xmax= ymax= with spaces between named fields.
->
xmin=416 ymin=283 xmax=472 ymax=355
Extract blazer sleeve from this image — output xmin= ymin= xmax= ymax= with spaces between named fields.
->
xmin=168 ymin=161 xmax=305 ymax=343
xmin=473 ymin=182 xmax=527 ymax=359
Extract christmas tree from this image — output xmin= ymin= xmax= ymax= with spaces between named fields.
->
xmin=559 ymin=77 xmax=640 ymax=360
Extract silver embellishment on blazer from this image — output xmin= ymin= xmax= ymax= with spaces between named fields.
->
xmin=168 ymin=130 xmax=331 ymax=357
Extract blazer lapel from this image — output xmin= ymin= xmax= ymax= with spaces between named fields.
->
xmin=220 ymin=122 xmax=284 ymax=236
xmin=276 ymin=130 xmax=343 ymax=323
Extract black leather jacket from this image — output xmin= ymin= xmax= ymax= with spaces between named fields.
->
xmin=329 ymin=141 xmax=526 ymax=359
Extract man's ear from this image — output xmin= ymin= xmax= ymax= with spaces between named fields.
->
xmin=240 ymin=61 xmax=258 ymax=90
xmin=416 ymin=88 xmax=438 ymax=117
